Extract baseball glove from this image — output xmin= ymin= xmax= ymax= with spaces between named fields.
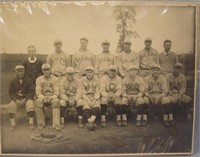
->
xmin=86 ymin=122 xmax=97 ymax=131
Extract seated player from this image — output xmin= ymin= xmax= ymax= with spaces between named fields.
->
xmin=59 ymin=67 xmax=84 ymax=128
xmin=100 ymin=65 xmax=122 ymax=127
xmin=35 ymin=64 xmax=60 ymax=131
xmin=8 ymin=65 xmax=35 ymax=131
xmin=166 ymin=63 xmax=192 ymax=120
xmin=122 ymin=65 xmax=148 ymax=127
xmin=144 ymin=64 xmax=172 ymax=127
xmin=81 ymin=66 xmax=100 ymax=131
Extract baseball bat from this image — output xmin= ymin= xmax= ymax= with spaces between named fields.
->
xmin=137 ymin=142 xmax=143 ymax=153
xmin=139 ymin=144 xmax=146 ymax=153
xmin=145 ymin=138 xmax=156 ymax=152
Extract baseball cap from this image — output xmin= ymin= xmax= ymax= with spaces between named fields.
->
xmin=80 ymin=36 xmax=89 ymax=42
xmin=85 ymin=66 xmax=95 ymax=71
xmin=65 ymin=67 xmax=75 ymax=74
xmin=128 ymin=65 xmax=139 ymax=71
xmin=41 ymin=63 xmax=51 ymax=70
xmin=108 ymin=65 xmax=117 ymax=71
xmin=145 ymin=37 xmax=152 ymax=42
xmin=54 ymin=39 xmax=62 ymax=44
xmin=152 ymin=64 xmax=162 ymax=70
xmin=102 ymin=40 xmax=110 ymax=44
xmin=174 ymin=63 xmax=183 ymax=68
xmin=15 ymin=65 xmax=25 ymax=71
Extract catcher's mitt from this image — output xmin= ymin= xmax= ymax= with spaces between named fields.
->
xmin=86 ymin=122 xmax=97 ymax=131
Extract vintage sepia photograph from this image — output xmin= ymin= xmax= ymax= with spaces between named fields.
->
xmin=0 ymin=1 xmax=198 ymax=156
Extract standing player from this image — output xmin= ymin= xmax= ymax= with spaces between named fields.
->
xmin=72 ymin=37 xmax=95 ymax=79
xmin=117 ymin=39 xmax=139 ymax=78
xmin=46 ymin=39 xmax=70 ymax=79
xmin=100 ymin=65 xmax=122 ymax=127
xmin=139 ymin=38 xmax=159 ymax=77
xmin=59 ymin=67 xmax=84 ymax=128
xmin=122 ymin=65 xmax=148 ymax=127
xmin=144 ymin=64 xmax=172 ymax=127
xmin=159 ymin=40 xmax=178 ymax=76
xmin=166 ymin=63 xmax=192 ymax=121
xmin=23 ymin=45 xmax=43 ymax=84
xmin=81 ymin=66 xmax=100 ymax=131
xmin=35 ymin=64 xmax=60 ymax=131
xmin=95 ymin=40 xmax=116 ymax=78
xmin=8 ymin=65 xmax=35 ymax=131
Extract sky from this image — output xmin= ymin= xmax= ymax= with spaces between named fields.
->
xmin=0 ymin=2 xmax=195 ymax=55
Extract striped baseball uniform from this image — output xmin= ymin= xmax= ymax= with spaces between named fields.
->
xmin=59 ymin=77 xmax=83 ymax=107
xmin=117 ymin=51 xmax=139 ymax=78
xmin=166 ymin=73 xmax=191 ymax=104
xmin=35 ymin=74 xmax=60 ymax=128
xmin=46 ymin=51 xmax=70 ymax=76
xmin=139 ymin=48 xmax=159 ymax=77
xmin=72 ymin=49 xmax=95 ymax=76
xmin=145 ymin=75 xmax=170 ymax=105
xmin=122 ymin=75 xmax=148 ymax=106
xmin=95 ymin=52 xmax=116 ymax=77
xmin=100 ymin=75 xmax=122 ymax=105
xmin=81 ymin=76 xmax=100 ymax=110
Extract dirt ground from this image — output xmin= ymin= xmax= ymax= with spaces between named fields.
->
xmin=0 ymin=107 xmax=193 ymax=155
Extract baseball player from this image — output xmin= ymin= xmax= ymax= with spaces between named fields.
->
xmin=23 ymin=45 xmax=43 ymax=84
xmin=35 ymin=64 xmax=60 ymax=131
xmin=95 ymin=40 xmax=116 ymax=78
xmin=81 ymin=66 xmax=100 ymax=131
xmin=8 ymin=65 xmax=35 ymax=131
xmin=117 ymin=39 xmax=139 ymax=78
xmin=46 ymin=39 xmax=70 ymax=78
xmin=122 ymin=65 xmax=148 ymax=127
xmin=166 ymin=63 xmax=192 ymax=121
xmin=144 ymin=64 xmax=172 ymax=127
xmin=72 ymin=37 xmax=95 ymax=79
xmin=159 ymin=40 xmax=178 ymax=76
xmin=59 ymin=67 xmax=84 ymax=128
xmin=138 ymin=38 xmax=159 ymax=77
xmin=100 ymin=65 xmax=122 ymax=127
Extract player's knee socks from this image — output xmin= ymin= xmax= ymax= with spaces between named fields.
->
xmin=100 ymin=104 xmax=107 ymax=115
xmin=91 ymin=107 xmax=99 ymax=117
xmin=183 ymin=103 xmax=191 ymax=114
xmin=77 ymin=106 xmax=83 ymax=116
xmin=137 ymin=104 xmax=143 ymax=115
xmin=27 ymin=111 xmax=35 ymax=118
xmin=121 ymin=105 xmax=127 ymax=114
xmin=115 ymin=104 xmax=122 ymax=115
xmin=161 ymin=104 xmax=168 ymax=115
xmin=8 ymin=113 xmax=15 ymax=119
xmin=84 ymin=109 xmax=91 ymax=120
xmin=143 ymin=103 xmax=148 ymax=114
xmin=60 ymin=106 xmax=66 ymax=118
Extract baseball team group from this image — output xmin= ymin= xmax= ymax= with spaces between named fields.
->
xmin=7 ymin=37 xmax=192 ymax=131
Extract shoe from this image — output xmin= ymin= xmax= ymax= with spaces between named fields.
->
xmin=55 ymin=125 xmax=61 ymax=131
xmin=38 ymin=124 xmax=44 ymax=130
xmin=78 ymin=119 xmax=84 ymax=128
xmin=164 ymin=120 xmax=170 ymax=127
xmin=117 ymin=120 xmax=122 ymax=127
xmin=101 ymin=121 xmax=107 ymax=127
xmin=60 ymin=123 xmax=64 ymax=129
xmin=136 ymin=120 xmax=141 ymax=127
xmin=169 ymin=120 xmax=175 ymax=127
xmin=142 ymin=120 xmax=147 ymax=127
xmin=29 ymin=123 xmax=35 ymax=130
xmin=9 ymin=125 xmax=15 ymax=131
xmin=122 ymin=120 xmax=127 ymax=126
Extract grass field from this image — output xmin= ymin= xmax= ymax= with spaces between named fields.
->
xmin=0 ymin=108 xmax=193 ymax=155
